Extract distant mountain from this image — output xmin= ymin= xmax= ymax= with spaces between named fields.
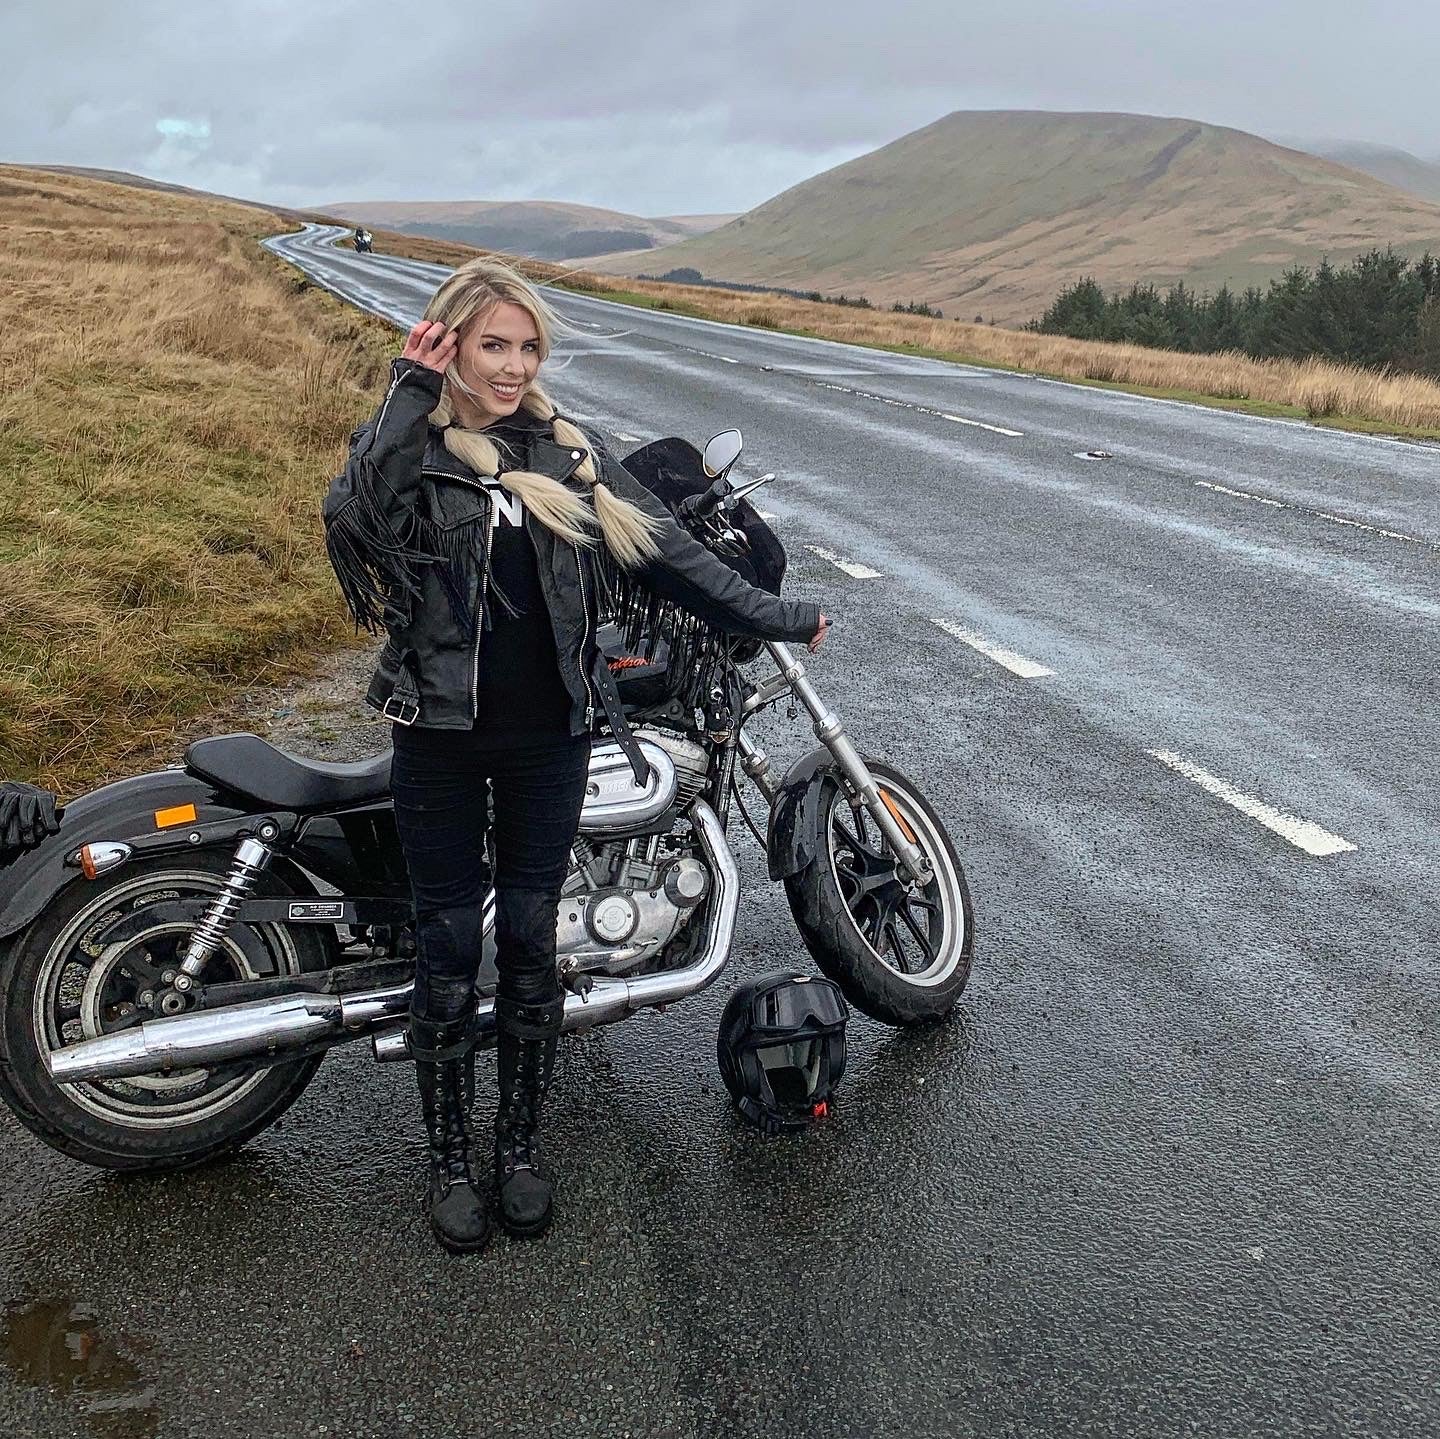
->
xmin=315 ymin=199 xmax=735 ymax=262
xmin=28 ymin=165 xmax=289 ymax=215
xmin=1290 ymin=141 xmax=1440 ymax=206
xmin=589 ymin=111 xmax=1440 ymax=324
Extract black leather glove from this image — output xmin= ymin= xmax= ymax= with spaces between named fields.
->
xmin=0 ymin=781 xmax=61 ymax=855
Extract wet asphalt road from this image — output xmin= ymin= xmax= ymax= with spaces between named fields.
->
xmin=2 ymin=224 xmax=1437 ymax=1438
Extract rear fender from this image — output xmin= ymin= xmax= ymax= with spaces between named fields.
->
xmin=0 ymin=769 xmax=264 ymax=941
xmin=765 ymin=746 xmax=840 ymax=882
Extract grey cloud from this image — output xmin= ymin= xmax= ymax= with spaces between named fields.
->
xmin=4 ymin=1 xmax=1437 ymax=214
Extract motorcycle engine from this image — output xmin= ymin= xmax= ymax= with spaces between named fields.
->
xmin=557 ymin=730 xmax=714 ymax=978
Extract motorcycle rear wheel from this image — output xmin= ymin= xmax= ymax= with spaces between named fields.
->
xmin=784 ymin=761 xmax=973 ymax=1026
xmin=0 ymin=852 xmax=333 ymax=1171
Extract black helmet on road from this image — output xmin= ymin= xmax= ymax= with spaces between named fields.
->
xmin=717 ymin=971 xmax=849 ymax=1134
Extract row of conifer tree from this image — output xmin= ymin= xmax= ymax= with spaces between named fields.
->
xmin=1030 ymin=250 xmax=1440 ymax=375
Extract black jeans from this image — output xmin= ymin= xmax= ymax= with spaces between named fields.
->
xmin=390 ymin=727 xmax=592 ymax=1021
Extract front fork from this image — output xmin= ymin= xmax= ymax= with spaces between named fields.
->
xmin=738 ymin=641 xmax=933 ymax=887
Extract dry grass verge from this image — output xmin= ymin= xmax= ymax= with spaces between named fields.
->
xmin=0 ymin=167 xmax=399 ymax=794
xmin=366 ymin=229 xmax=1440 ymax=437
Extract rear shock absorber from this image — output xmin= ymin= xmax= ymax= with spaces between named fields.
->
xmin=171 ymin=824 xmax=280 ymax=992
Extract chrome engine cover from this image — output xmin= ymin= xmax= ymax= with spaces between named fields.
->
xmin=555 ymin=855 xmax=711 ymax=976
xmin=578 ymin=738 xmax=678 ymax=833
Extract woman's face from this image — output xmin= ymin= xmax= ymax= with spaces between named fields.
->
xmin=451 ymin=300 xmax=543 ymax=426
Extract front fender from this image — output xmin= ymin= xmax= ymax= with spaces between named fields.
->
xmin=0 ymin=768 xmax=246 ymax=941
xmin=765 ymin=746 xmax=839 ymax=882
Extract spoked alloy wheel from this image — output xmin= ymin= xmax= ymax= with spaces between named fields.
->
xmin=784 ymin=760 xmax=973 ymax=1026
xmin=0 ymin=853 xmax=331 ymax=1170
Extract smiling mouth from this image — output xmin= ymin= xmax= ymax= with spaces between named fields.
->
xmin=488 ymin=379 xmax=523 ymax=400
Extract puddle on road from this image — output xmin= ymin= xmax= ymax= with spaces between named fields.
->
xmin=1 ymin=1296 xmax=158 ymax=1438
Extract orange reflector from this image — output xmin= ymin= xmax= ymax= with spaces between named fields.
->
xmin=154 ymin=803 xmax=197 ymax=829
xmin=79 ymin=845 xmax=98 ymax=881
xmin=878 ymin=789 xmax=918 ymax=846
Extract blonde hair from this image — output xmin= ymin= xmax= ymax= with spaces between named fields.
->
xmin=421 ymin=257 xmax=663 ymax=570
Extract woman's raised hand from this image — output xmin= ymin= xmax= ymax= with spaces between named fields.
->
xmin=401 ymin=320 xmax=458 ymax=375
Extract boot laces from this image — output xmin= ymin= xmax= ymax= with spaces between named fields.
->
xmin=499 ymin=1050 xmax=547 ymax=1171
xmin=427 ymin=1067 xmax=472 ymax=1185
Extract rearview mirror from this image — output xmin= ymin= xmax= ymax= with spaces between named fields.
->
xmin=701 ymin=429 xmax=743 ymax=479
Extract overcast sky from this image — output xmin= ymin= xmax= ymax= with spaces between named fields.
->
xmin=5 ymin=1 xmax=1437 ymax=217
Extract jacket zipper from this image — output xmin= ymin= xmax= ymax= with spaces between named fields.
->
xmin=371 ymin=369 xmax=407 ymax=439
xmin=471 ymin=511 xmax=495 ymax=720
xmin=522 ymin=522 xmax=596 ymax=733
xmin=575 ymin=544 xmax=596 ymax=729
xmin=420 ymin=467 xmax=493 ymax=720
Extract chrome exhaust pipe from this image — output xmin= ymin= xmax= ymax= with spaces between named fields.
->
xmin=48 ymin=802 xmax=736 ymax=1085
xmin=373 ymin=798 xmax=740 ymax=1062
xmin=45 ymin=984 xmax=413 ymax=1085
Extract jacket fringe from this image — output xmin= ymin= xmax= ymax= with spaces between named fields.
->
xmin=592 ymin=547 xmax=731 ymax=713
xmin=324 ymin=456 xmax=492 ymax=639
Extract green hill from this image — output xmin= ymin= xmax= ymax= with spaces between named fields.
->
xmin=591 ymin=111 xmax=1440 ymax=324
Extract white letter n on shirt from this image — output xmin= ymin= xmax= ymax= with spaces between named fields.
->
xmin=490 ymin=491 xmax=524 ymax=529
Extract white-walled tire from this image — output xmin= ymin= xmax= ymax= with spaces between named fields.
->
xmin=783 ymin=761 xmax=973 ymax=1026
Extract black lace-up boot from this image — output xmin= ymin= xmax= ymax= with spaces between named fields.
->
xmin=410 ymin=980 xmax=491 ymax=1255
xmin=493 ymin=995 xmax=564 ymax=1237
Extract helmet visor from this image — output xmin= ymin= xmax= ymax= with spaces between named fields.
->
xmin=750 ymin=977 xmax=848 ymax=1036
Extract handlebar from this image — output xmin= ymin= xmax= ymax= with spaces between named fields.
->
xmin=675 ymin=472 xmax=777 ymax=530
xmin=675 ymin=477 xmax=732 ymax=527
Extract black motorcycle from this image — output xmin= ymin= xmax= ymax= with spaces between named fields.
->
xmin=352 ymin=229 xmax=373 ymax=254
xmin=0 ymin=430 xmax=974 ymax=1171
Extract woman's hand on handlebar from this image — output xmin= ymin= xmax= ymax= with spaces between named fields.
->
xmin=401 ymin=320 xmax=458 ymax=375
xmin=808 ymin=613 xmax=831 ymax=653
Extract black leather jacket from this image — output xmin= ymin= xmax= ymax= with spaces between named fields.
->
xmin=322 ymin=358 xmax=821 ymax=733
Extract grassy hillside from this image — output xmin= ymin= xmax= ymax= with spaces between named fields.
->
xmin=0 ymin=167 xmax=398 ymax=793
xmin=1298 ymin=142 xmax=1440 ymax=206
xmin=317 ymin=198 xmax=733 ymax=262
xmin=591 ymin=111 xmax=1440 ymax=324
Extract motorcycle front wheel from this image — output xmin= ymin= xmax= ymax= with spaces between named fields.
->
xmin=0 ymin=851 xmax=333 ymax=1171
xmin=784 ymin=760 xmax=973 ymax=1026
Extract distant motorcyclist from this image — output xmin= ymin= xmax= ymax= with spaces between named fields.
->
xmin=352 ymin=227 xmax=373 ymax=254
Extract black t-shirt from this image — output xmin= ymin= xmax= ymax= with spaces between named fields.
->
xmin=472 ymin=479 xmax=574 ymax=740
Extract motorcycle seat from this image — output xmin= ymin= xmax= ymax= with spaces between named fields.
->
xmin=185 ymin=733 xmax=393 ymax=813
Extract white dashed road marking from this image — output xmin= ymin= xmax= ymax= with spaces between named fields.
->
xmin=1313 ymin=510 xmax=1431 ymax=544
xmin=813 ymin=380 xmax=1024 ymax=437
xmin=1147 ymin=750 xmax=1357 ymax=857
xmin=612 ymin=432 xmax=642 ymax=443
xmin=1194 ymin=480 xmax=1434 ymax=546
xmin=940 ymin=413 xmax=1025 ymax=437
xmin=805 ymin=545 xmax=883 ymax=580
xmin=1195 ymin=480 xmax=1286 ymax=509
xmin=931 ymin=619 xmax=1055 ymax=678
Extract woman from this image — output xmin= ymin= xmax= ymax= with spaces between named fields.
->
xmin=323 ymin=256 xmax=828 ymax=1255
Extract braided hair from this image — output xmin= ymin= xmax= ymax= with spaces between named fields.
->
xmin=422 ymin=257 xmax=663 ymax=571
